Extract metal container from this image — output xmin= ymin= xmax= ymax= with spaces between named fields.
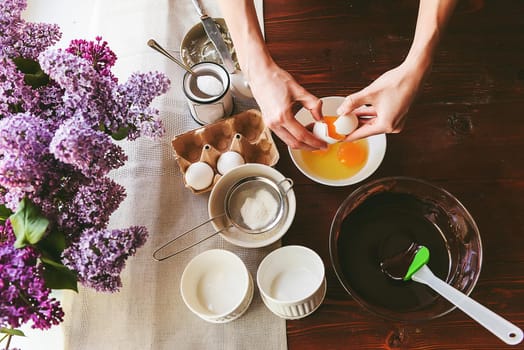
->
xmin=183 ymin=61 xmax=233 ymax=125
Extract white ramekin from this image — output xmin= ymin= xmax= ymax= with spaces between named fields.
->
xmin=256 ymin=245 xmax=326 ymax=319
xmin=180 ymin=249 xmax=253 ymax=323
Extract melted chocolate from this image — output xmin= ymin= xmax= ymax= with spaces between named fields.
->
xmin=380 ymin=243 xmax=421 ymax=280
xmin=337 ymin=192 xmax=450 ymax=312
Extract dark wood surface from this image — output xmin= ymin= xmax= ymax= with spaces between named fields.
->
xmin=264 ymin=1 xmax=524 ymax=349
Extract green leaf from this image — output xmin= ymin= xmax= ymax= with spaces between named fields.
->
xmin=0 ymin=327 xmax=25 ymax=337
xmin=36 ymin=229 xmax=66 ymax=262
xmin=0 ymin=204 xmax=12 ymax=222
xmin=10 ymin=102 xmax=24 ymax=113
xmin=37 ymin=229 xmax=77 ymax=291
xmin=110 ymin=125 xmax=130 ymax=140
xmin=12 ymin=57 xmax=50 ymax=88
xmin=41 ymin=260 xmax=78 ymax=292
xmin=40 ymin=255 xmax=65 ymax=269
xmin=10 ymin=198 xmax=50 ymax=248
xmin=99 ymin=122 xmax=129 ymax=140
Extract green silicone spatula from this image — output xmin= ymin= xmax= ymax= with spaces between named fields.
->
xmin=381 ymin=243 xmax=523 ymax=346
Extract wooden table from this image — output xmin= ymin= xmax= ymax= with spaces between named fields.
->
xmin=264 ymin=1 xmax=524 ymax=349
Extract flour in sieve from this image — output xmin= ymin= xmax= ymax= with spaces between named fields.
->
xmin=240 ymin=188 xmax=279 ymax=230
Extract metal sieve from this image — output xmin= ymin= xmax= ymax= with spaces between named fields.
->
xmin=153 ymin=176 xmax=293 ymax=261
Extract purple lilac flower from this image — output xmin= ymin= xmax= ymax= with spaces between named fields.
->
xmin=112 ymin=71 xmax=170 ymax=139
xmin=62 ymin=226 xmax=148 ymax=292
xmin=50 ymin=117 xmax=127 ymax=178
xmin=40 ymin=48 xmax=169 ymax=140
xmin=31 ymin=159 xmax=84 ymax=212
xmin=58 ymin=177 xmax=126 ymax=236
xmin=0 ymin=0 xmax=61 ymax=59
xmin=30 ymin=81 xmax=67 ymax=126
xmin=14 ymin=22 xmax=62 ymax=60
xmin=119 ymin=71 xmax=170 ymax=109
xmin=0 ymin=55 xmax=37 ymax=116
xmin=39 ymin=48 xmax=117 ymax=129
xmin=38 ymin=49 xmax=102 ymax=100
xmin=0 ymin=0 xmax=169 ymax=318
xmin=0 ymin=154 xmax=43 ymax=210
xmin=0 ymin=112 xmax=54 ymax=208
xmin=39 ymin=48 xmax=126 ymax=132
xmin=0 ymin=0 xmax=27 ymax=54
xmin=0 ymin=220 xmax=64 ymax=330
xmin=0 ymin=110 xmax=84 ymax=214
xmin=0 ymin=112 xmax=52 ymax=157
xmin=0 ymin=159 xmax=84 ymax=220
xmin=66 ymin=36 xmax=117 ymax=81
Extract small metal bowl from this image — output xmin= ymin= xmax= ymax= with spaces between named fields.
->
xmin=180 ymin=18 xmax=240 ymax=70
xmin=209 ymin=164 xmax=296 ymax=248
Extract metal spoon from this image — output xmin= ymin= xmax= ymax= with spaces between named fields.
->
xmin=147 ymin=39 xmax=195 ymax=75
xmin=381 ymin=243 xmax=523 ymax=346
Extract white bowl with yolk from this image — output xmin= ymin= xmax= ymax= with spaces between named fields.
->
xmin=289 ymin=96 xmax=387 ymax=186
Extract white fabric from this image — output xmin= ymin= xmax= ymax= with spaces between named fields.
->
xmin=15 ymin=1 xmax=286 ymax=350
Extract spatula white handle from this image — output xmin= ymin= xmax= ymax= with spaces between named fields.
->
xmin=412 ymin=265 xmax=523 ymax=345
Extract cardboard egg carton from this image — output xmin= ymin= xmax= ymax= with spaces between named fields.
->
xmin=172 ymin=109 xmax=280 ymax=194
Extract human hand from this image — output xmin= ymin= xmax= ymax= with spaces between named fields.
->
xmin=336 ymin=61 xmax=428 ymax=142
xmin=249 ymin=63 xmax=327 ymax=150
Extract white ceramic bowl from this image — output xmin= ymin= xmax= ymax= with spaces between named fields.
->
xmin=180 ymin=249 xmax=254 ymax=323
xmin=208 ymin=163 xmax=296 ymax=248
xmin=289 ymin=96 xmax=387 ymax=186
xmin=256 ymin=245 xmax=326 ymax=319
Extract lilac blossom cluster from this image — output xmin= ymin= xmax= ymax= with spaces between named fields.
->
xmin=0 ymin=0 xmax=61 ymax=59
xmin=0 ymin=221 xmax=64 ymax=330
xmin=66 ymin=36 xmax=117 ymax=80
xmin=62 ymin=226 xmax=148 ymax=292
xmin=57 ymin=177 xmax=126 ymax=238
xmin=50 ymin=118 xmax=128 ymax=178
xmin=38 ymin=48 xmax=170 ymax=140
xmin=0 ymin=56 xmax=37 ymax=117
xmin=0 ymin=0 xmax=171 ymax=339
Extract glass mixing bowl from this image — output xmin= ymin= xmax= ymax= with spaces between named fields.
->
xmin=329 ymin=176 xmax=483 ymax=322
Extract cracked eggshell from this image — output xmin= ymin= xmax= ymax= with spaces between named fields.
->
xmin=334 ymin=114 xmax=358 ymax=135
xmin=312 ymin=122 xmax=339 ymax=144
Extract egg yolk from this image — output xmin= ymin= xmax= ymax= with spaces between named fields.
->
xmin=299 ymin=139 xmax=369 ymax=180
xmin=323 ymin=116 xmax=345 ymax=140
xmin=337 ymin=141 xmax=368 ymax=168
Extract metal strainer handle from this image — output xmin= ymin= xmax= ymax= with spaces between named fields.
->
xmin=153 ymin=177 xmax=294 ymax=261
xmin=277 ymin=178 xmax=294 ymax=194
xmin=152 ymin=215 xmax=230 ymax=261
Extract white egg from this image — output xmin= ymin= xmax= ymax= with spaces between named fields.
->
xmin=184 ymin=161 xmax=214 ymax=190
xmin=217 ymin=151 xmax=245 ymax=175
xmin=312 ymin=122 xmax=339 ymax=144
xmin=334 ymin=114 xmax=358 ymax=135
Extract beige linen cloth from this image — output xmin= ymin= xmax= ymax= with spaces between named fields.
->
xmin=21 ymin=1 xmax=286 ymax=350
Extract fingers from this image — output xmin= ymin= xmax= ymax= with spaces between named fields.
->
xmin=342 ymin=122 xmax=385 ymax=143
xmin=352 ymin=105 xmax=376 ymax=118
xmin=265 ymin=106 xmax=327 ymax=150
xmin=271 ymin=126 xmax=313 ymax=150
xmin=277 ymin=87 xmax=325 ymax=149
xmin=300 ymin=96 xmax=323 ymax=121
xmin=272 ymin=121 xmax=326 ymax=150
xmin=336 ymin=91 xmax=367 ymax=116
xmin=343 ymin=114 xmax=405 ymax=142
xmin=286 ymin=118 xmax=327 ymax=149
